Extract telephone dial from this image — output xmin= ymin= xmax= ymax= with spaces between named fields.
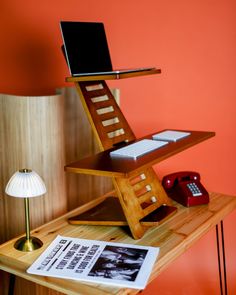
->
xmin=162 ymin=171 xmax=209 ymax=207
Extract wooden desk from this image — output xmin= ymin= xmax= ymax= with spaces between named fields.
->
xmin=0 ymin=192 xmax=235 ymax=295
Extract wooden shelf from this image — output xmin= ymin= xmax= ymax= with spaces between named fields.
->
xmin=68 ymin=195 xmax=177 ymax=227
xmin=65 ymin=130 xmax=215 ymax=178
xmin=65 ymin=68 xmax=161 ymax=82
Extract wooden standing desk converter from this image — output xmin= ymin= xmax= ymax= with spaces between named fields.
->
xmin=63 ymin=69 xmax=216 ymax=240
xmin=0 ymin=192 xmax=236 ymax=295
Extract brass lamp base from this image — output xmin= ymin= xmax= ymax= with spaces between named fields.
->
xmin=14 ymin=236 xmax=43 ymax=252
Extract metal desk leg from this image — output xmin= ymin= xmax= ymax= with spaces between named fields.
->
xmin=216 ymin=220 xmax=228 ymax=295
xmin=8 ymin=274 xmax=15 ymax=295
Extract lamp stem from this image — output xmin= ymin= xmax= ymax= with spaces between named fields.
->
xmin=14 ymin=197 xmax=43 ymax=251
xmin=24 ymin=197 xmax=31 ymax=241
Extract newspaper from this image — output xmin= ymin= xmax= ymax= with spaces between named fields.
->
xmin=27 ymin=235 xmax=159 ymax=289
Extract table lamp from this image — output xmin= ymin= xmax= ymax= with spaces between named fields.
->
xmin=5 ymin=169 xmax=47 ymax=252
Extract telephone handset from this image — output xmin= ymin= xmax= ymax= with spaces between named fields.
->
xmin=162 ymin=171 xmax=209 ymax=207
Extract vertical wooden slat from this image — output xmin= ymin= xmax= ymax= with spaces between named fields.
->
xmin=75 ymin=81 xmax=135 ymax=150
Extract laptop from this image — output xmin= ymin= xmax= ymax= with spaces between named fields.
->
xmin=60 ymin=21 xmax=155 ymax=77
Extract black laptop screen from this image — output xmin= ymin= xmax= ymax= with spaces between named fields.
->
xmin=60 ymin=21 xmax=113 ymax=75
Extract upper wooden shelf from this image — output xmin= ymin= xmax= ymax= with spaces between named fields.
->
xmin=65 ymin=130 xmax=215 ymax=178
xmin=65 ymin=68 xmax=161 ymax=82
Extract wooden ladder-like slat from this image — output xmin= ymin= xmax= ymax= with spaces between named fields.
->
xmin=75 ymin=80 xmax=136 ymax=150
xmin=113 ymin=167 xmax=173 ymax=239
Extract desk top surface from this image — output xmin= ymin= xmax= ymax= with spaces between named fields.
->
xmin=0 ymin=192 xmax=235 ymax=295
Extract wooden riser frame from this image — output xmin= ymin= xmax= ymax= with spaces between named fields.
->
xmin=113 ymin=167 xmax=176 ymax=239
xmin=74 ymin=80 xmax=136 ymax=151
xmin=66 ymin=76 xmax=176 ymax=239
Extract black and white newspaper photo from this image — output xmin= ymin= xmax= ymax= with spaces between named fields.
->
xmin=27 ymin=235 xmax=160 ymax=289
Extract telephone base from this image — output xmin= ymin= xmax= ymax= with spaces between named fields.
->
xmin=170 ymin=194 xmax=209 ymax=207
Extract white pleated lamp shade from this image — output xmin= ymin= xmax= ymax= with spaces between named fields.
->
xmin=5 ymin=169 xmax=47 ymax=198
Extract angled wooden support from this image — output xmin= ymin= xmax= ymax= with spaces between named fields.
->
xmin=113 ymin=167 xmax=174 ymax=239
xmin=67 ymin=165 xmax=175 ymax=240
xmin=74 ymin=80 xmax=136 ymax=151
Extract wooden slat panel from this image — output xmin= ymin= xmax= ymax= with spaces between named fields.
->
xmin=77 ymin=81 xmax=136 ymax=150
xmin=113 ymin=167 xmax=171 ymax=239
xmin=0 ymin=92 xmax=68 ymax=295
xmin=0 ymin=87 xmax=116 ymax=295
xmin=0 ymin=93 xmax=68 ymax=242
xmin=58 ymin=87 xmax=113 ymax=210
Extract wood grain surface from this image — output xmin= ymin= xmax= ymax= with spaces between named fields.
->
xmin=0 ymin=87 xmax=116 ymax=295
xmin=0 ymin=192 xmax=235 ymax=295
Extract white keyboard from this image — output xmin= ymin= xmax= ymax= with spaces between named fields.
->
xmin=110 ymin=139 xmax=168 ymax=159
xmin=152 ymin=130 xmax=191 ymax=142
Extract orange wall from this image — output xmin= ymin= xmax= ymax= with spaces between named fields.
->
xmin=1 ymin=1 xmax=236 ymax=294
